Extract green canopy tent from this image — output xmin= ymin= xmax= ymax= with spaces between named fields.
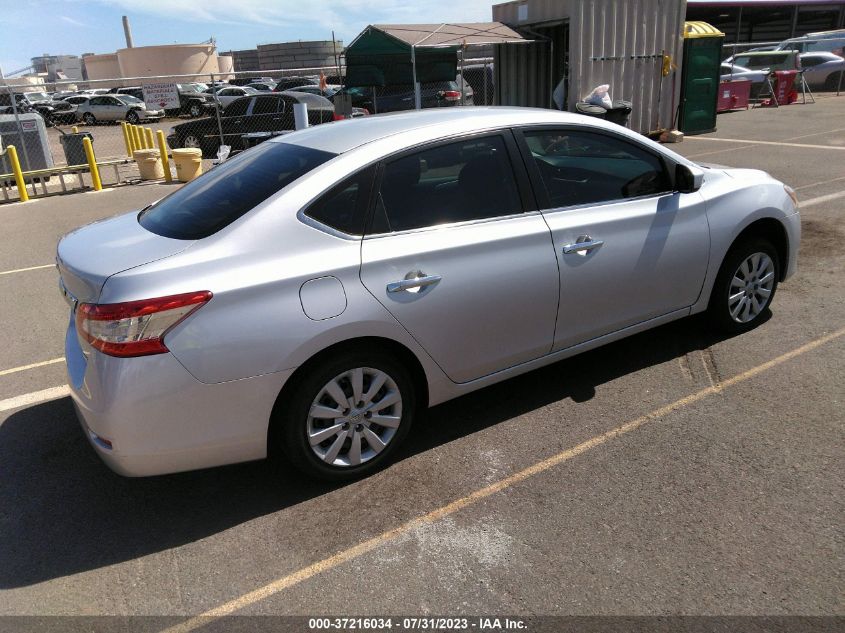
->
xmin=345 ymin=23 xmax=528 ymax=109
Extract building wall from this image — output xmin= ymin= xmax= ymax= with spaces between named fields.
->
xmin=81 ymin=53 xmax=124 ymax=88
xmin=493 ymin=0 xmax=686 ymax=134
xmin=116 ymin=44 xmax=219 ymax=81
xmin=222 ymin=49 xmax=260 ymax=72
xmin=686 ymin=2 xmax=845 ymax=43
xmin=217 ymin=55 xmax=234 ymax=80
xmin=257 ymin=40 xmax=342 ymax=71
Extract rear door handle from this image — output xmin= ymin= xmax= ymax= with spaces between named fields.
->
xmin=387 ymin=273 xmax=442 ymax=293
xmin=562 ymin=237 xmax=604 ymax=254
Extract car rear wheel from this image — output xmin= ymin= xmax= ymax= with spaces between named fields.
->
xmin=82 ymin=112 xmax=96 ymax=126
xmin=708 ymin=238 xmax=779 ymax=333
xmin=274 ymin=351 xmax=415 ymax=481
xmin=183 ymin=133 xmax=202 ymax=149
xmin=825 ymin=71 xmax=844 ymax=91
xmin=126 ymin=111 xmax=139 ymax=124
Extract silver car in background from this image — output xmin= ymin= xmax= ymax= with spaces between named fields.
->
xmin=76 ymin=94 xmax=164 ymax=125
xmin=57 ymin=108 xmax=800 ymax=481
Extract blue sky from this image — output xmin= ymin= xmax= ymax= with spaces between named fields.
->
xmin=0 ymin=0 xmax=494 ymax=75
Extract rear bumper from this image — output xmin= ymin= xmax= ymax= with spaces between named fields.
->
xmin=65 ymin=314 xmax=291 ymax=477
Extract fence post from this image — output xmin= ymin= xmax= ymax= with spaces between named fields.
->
xmin=156 ymin=130 xmax=173 ymax=183
xmin=82 ymin=137 xmax=102 ymax=191
xmin=211 ymin=72 xmax=225 ymax=149
xmin=121 ymin=122 xmax=133 ymax=157
xmin=6 ymin=145 xmax=29 ymax=203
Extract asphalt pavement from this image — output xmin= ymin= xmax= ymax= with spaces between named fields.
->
xmin=0 ymin=95 xmax=843 ymax=629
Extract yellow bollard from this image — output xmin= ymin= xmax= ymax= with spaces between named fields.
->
xmin=6 ymin=145 xmax=29 ymax=202
xmin=82 ymin=136 xmax=102 ymax=191
xmin=127 ymin=124 xmax=137 ymax=154
xmin=132 ymin=125 xmax=142 ymax=152
xmin=156 ymin=129 xmax=173 ymax=183
xmin=72 ymin=126 xmax=79 ymax=133
xmin=144 ymin=127 xmax=155 ymax=150
xmin=121 ymin=122 xmax=133 ymax=158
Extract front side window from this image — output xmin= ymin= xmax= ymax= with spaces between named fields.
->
xmin=523 ymin=129 xmax=671 ymax=208
xmin=374 ymin=135 xmax=522 ymax=233
xmin=225 ymin=98 xmax=250 ymax=116
xmin=251 ymin=96 xmax=279 ymax=115
xmin=139 ymin=142 xmax=335 ymax=240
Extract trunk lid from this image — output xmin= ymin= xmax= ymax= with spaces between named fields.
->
xmin=57 ymin=210 xmax=192 ymax=304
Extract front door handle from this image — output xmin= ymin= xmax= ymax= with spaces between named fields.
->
xmin=562 ymin=236 xmax=604 ymax=254
xmin=387 ymin=273 xmax=442 ymax=293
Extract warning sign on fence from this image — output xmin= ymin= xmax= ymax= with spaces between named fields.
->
xmin=141 ymin=83 xmax=179 ymax=110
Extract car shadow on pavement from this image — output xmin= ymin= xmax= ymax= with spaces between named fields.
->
xmin=0 ymin=314 xmax=749 ymax=588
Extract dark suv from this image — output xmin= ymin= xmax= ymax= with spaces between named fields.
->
xmin=336 ymin=80 xmax=472 ymax=113
xmin=0 ymin=91 xmax=76 ymax=125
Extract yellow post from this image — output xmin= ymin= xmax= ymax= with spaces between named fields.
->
xmin=72 ymin=126 xmax=79 ymax=134
xmin=156 ymin=129 xmax=173 ymax=182
xmin=127 ymin=124 xmax=137 ymax=154
xmin=6 ymin=145 xmax=29 ymax=202
xmin=121 ymin=122 xmax=133 ymax=157
xmin=82 ymin=136 xmax=102 ymax=191
xmin=144 ymin=127 xmax=154 ymax=150
xmin=132 ymin=125 xmax=142 ymax=152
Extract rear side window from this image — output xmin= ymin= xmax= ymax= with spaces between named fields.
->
xmin=139 ymin=142 xmax=335 ymax=240
xmin=373 ymin=135 xmax=523 ymax=233
xmin=523 ymin=129 xmax=671 ymax=208
xmin=304 ymin=167 xmax=375 ymax=235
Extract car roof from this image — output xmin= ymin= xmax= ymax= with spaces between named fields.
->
xmin=271 ymin=106 xmax=630 ymax=155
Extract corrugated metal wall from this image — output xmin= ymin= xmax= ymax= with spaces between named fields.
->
xmin=493 ymin=0 xmax=687 ymax=134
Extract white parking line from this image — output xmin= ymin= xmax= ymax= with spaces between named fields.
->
xmin=0 ymin=263 xmax=54 ymax=276
xmin=795 ymin=174 xmax=845 ymax=191
xmin=0 ymin=357 xmax=65 ymax=377
xmin=686 ymin=137 xmax=845 ymax=151
xmin=783 ymin=126 xmax=845 ymax=142
xmin=0 ymin=386 xmax=70 ymax=415
xmin=799 ymin=190 xmax=845 ymax=208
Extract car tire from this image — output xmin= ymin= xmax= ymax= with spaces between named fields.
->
xmin=273 ymin=350 xmax=416 ymax=481
xmin=825 ymin=71 xmax=844 ymax=91
xmin=126 ymin=111 xmax=139 ymax=125
xmin=707 ymin=237 xmax=779 ymax=334
xmin=188 ymin=103 xmax=202 ymax=117
xmin=82 ymin=112 xmax=96 ymax=126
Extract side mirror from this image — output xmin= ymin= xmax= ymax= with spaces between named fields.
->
xmin=676 ymin=163 xmax=704 ymax=193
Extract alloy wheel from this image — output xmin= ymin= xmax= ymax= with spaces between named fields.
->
xmin=306 ymin=367 xmax=402 ymax=467
xmin=183 ymin=135 xmax=201 ymax=148
xmin=728 ymin=252 xmax=775 ymax=323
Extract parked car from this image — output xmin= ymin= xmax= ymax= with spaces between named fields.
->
xmin=58 ymin=108 xmax=800 ymax=481
xmin=272 ymin=77 xmax=319 ymax=92
xmin=288 ymin=84 xmax=341 ymax=99
xmin=76 ymin=94 xmax=164 ymax=125
xmin=724 ymin=50 xmax=801 ymax=72
xmin=166 ymin=91 xmax=335 ymax=157
xmin=460 ymin=63 xmax=495 ymax=104
xmin=719 ymin=63 xmax=768 ymax=97
xmin=798 ymin=52 xmax=845 ymax=89
xmin=248 ymin=82 xmax=276 ymax=92
xmin=0 ymin=91 xmax=76 ymax=125
xmin=203 ymin=85 xmax=261 ymax=109
xmin=773 ymin=30 xmax=845 ymax=56
xmin=337 ymin=80 xmax=473 ymax=113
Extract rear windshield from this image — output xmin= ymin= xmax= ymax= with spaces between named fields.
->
xmin=138 ymin=142 xmax=335 ymax=240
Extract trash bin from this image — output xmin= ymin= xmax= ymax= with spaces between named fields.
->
xmin=59 ymin=132 xmax=93 ymax=166
xmin=133 ymin=149 xmax=164 ymax=181
xmin=773 ymin=70 xmax=799 ymax=105
xmin=717 ymin=79 xmax=751 ymax=112
xmin=575 ymin=102 xmax=607 ymax=119
xmin=172 ymin=148 xmax=203 ymax=182
xmin=605 ymin=100 xmax=633 ymax=126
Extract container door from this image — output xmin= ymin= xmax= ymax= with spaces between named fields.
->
xmin=679 ymin=38 xmax=723 ymax=135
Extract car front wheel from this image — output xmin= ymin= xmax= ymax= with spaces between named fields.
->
xmin=126 ymin=111 xmax=139 ymax=124
xmin=188 ymin=103 xmax=202 ymax=117
xmin=708 ymin=237 xmax=779 ymax=333
xmin=274 ymin=351 xmax=416 ymax=481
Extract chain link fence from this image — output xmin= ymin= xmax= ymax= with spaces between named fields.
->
xmin=2 ymin=59 xmax=495 ymax=176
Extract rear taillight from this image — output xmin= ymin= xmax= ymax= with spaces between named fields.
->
xmin=442 ymin=90 xmax=461 ymax=101
xmin=333 ymin=112 xmax=345 ymax=121
xmin=76 ymin=291 xmax=212 ymax=358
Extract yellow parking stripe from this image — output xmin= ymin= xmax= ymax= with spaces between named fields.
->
xmin=160 ymin=326 xmax=845 ymax=632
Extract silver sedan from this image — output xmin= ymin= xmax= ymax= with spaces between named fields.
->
xmin=57 ymin=108 xmax=800 ymax=480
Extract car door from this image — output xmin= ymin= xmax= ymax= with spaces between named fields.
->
xmin=516 ymin=127 xmax=710 ymax=352
xmin=104 ymin=96 xmax=126 ymax=120
xmin=249 ymin=95 xmax=284 ymax=132
xmin=220 ymin=97 xmax=254 ymax=147
xmin=359 ymin=131 xmax=560 ymax=384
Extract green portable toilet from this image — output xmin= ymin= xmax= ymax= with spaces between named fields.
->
xmin=678 ymin=21 xmax=725 ymax=135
